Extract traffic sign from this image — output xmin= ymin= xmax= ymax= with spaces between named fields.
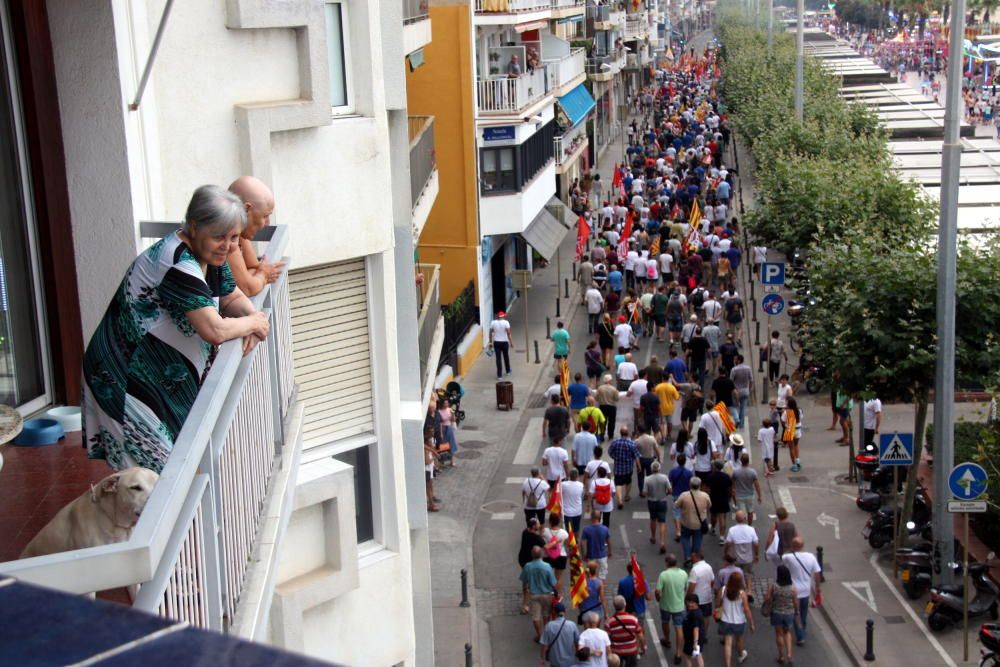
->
xmin=761 ymin=293 xmax=785 ymax=316
xmin=949 ymin=462 xmax=989 ymax=500
xmin=947 ymin=500 xmax=988 ymax=513
xmin=760 ymin=262 xmax=785 ymax=286
xmin=878 ymin=432 xmax=913 ymax=466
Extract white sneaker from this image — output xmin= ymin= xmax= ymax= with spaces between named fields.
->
xmin=738 ymin=649 xmax=748 ymax=663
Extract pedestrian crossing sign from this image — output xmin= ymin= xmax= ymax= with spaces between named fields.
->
xmin=878 ymin=432 xmax=913 ymax=466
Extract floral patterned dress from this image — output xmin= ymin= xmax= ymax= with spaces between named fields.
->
xmin=82 ymin=232 xmax=235 ymax=473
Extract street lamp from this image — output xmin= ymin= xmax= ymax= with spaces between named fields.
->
xmin=794 ymin=0 xmax=804 ymax=122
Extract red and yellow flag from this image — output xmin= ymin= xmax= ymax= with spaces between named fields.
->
xmin=689 ymin=199 xmax=702 ymax=230
xmin=575 ymin=214 xmax=591 ymax=262
xmin=567 ymin=529 xmax=588 ymax=607
xmin=629 ymin=553 xmax=648 ymax=596
xmin=713 ymin=401 xmax=736 ymax=435
xmin=559 ymin=358 xmax=570 ymax=406
xmin=547 ymin=477 xmax=563 ymax=514
xmin=612 ymin=163 xmax=622 ymax=189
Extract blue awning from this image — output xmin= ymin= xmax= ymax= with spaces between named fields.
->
xmin=556 ymin=82 xmax=595 ymax=128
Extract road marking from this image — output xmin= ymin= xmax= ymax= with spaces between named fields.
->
xmin=777 ymin=486 xmax=797 ymax=514
xmin=505 ymin=477 xmax=522 ymax=484
xmin=513 ymin=417 xmax=544 ymax=465
xmin=868 ymin=552 xmax=957 ymax=667
xmin=632 ymin=511 xmax=650 ymax=520
xmin=490 ymin=512 xmax=515 ymax=521
xmin=841 ymin=581 xmax=878 ymax=613
xmin=818 ymin=512 xmax=841 ymax=540
xmin=620 ymin=524 xmax=632 ymax=551
xmin=645 ymin=615 xmax=669 ymax=666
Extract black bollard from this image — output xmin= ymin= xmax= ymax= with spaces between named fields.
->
xmin=460 ymin=569 xmax=471 ymax=607
xmin=817 ymin=546 xmax=826 ymax=582
xmin=863 ymin=619 xmax=875 ymax=661
xmin=754 ymin=320 xmax=760 ymax=347
xmin=465 ymin=643 xmax=473 ymax=667
xmin=572 ymin=262 xmax=577 ymax=281
xmin=564 ymin=278 xmax=570 ymax=299
xmin=556 ymin=297 xmax=561 ymax=318
xmin=750 ymin=296 xmax=757 ymax=316
xmin=750 ymin=277 xmax=756 ymax=301
xmin=546 ymin=317 xmax=551 ymax=340
xmin=534 ymin=340 xmax=540 ymax=364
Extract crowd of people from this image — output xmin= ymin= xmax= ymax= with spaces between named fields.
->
xmin=504 ymin=42 xmax=825 ymax=667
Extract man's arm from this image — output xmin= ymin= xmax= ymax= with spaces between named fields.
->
xmin=606 ymin=534 xmax=613 ymax=559
xmin=542 ymin=419 xmax=549 ymax=439
xmin=755 ymin=478 xmax=763 ymax=503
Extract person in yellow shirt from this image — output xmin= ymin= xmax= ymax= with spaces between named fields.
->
xmin=577 ymin=396 xmax=607 ymax=441
xmin=653 ymin=379 xmax=681 ymax=439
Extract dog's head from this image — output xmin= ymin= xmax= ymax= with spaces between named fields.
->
xmin=91 ymin=467 xmax=159 ymax=528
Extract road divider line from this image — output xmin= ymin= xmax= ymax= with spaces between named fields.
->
xmin=777 ymin=486 xmax=797 ymax=514
xmin=645 ymin=616 xmax=669 ymax=666
xmin=513 ymin=417 xmax=544 ymax=465
xmin=868 ymin=552 xmax=956 ymax=667
xmin=632 ymin=511 xmax=650 ymax=520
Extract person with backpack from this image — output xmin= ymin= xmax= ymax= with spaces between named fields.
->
xmin=724 ymin=290 xmax=744 ymax=341
xmin=540 ymin=602 xmax=582 ymax=667
xmin=589 ymin=467 xmax=617 ymax=528
xmin=522 ymin=468 xmax=550 ymax=527
xmin=665 ymin=288 xmax=686 ymax=345
xmin=582 ymin=512 xmax=613 ymax=582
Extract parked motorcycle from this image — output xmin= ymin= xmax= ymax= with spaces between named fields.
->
xmin=856 ymin=468 xmax=917 ymax=514
xmin=927 ymin=558 xmax=1000 ymax=632
xmin=861 ymin=488 xmax=931 ymax=550
xmin=979 ymin=623 xmax=1000 ymax=666
xmin=898 ymin=531 xmax=962 ymax=600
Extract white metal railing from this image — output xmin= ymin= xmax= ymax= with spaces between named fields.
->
xmin=476 ymin=66 xmax=550 ymax=113
xmin=0 ymin=224 xmax=293 ymax=633
xmin=474 ymin=0 xmax=551 ymax=12
xmin=625 ymin=52 xmax=639 ymax=69
xmin=555 ymin=125 xmax=587 ymax=165
xmin=545 ymin=48 xmax=586 ymax=89
xmin=625 ymin=18 xmax=644 ymax=40
xmin=553 ymin=0 xmax=584 ymax=7
xmin=416 ymin=264 xmax=441 ymax=383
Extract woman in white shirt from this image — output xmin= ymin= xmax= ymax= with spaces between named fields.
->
xmin=543 ymin=513 xmax=570 ymax=590
xmin=670 ymin=429 xmax=696 ymax=471
xmin=719 ymin=570 xmax=755 ymax=666
xmin=693 ymin=427 xmax=715 ymax=475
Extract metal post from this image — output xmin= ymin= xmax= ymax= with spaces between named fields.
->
xmin=460 ymin=569 xmax=471 ymax=607
xmin=572 ymin=261 xmax=577 ymax=281
xmin=546 ymin=316 xmax=552 ymax=340
xmin=465 ymin=642 xmax=473 ymax=667
xmin=524 ymin=289 xmax=531 ymax=364
xmin=754 ymin=320 xmax=760 ymax=346
xmin=964 ymin=514 xmax=971 ymax=661
xmin=932 ymin=0 xmax=965 ymax=589
xmin=565 ymin=278 xmax=570 ymax=299
xmin=863 ymin=619 xmax=875 ymax=661
xmin=817 ymin=546 xmax=825 ymax=582
xmin=794 ymin=0 xmax=804 ymax=123
xmin=534 ymin=340 xmax=540 ymax=364
xmin=762 ymin=321 xmax=771 ymax=404
xmin=767 ymin=0 xmax=774 ymax=51
xmin=893 ymin=466 xmax=899 ymax=578
xmin=556 ymin=297 xmax=562 ymax=318
xmin=557 ymin=246 xmax=562 ymax=300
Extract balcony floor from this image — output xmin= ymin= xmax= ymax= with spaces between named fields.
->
xmin=0 ymin=432 xmax=113 ymax=561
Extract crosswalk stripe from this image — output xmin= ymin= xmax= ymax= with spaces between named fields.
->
xmin=513 ymin=417 xmax=545 ymax=465
xmin=777 ymin=486 xmax=797 ymax=514
xmin=632 ymin=511 xmax=650 ymax=520
xmin=491 ymin=512 xmax=516 ymax=521
xmin=506 ymin=477 xmax=522 ymax=484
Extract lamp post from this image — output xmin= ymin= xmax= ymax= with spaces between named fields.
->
xmin=767 ymin=0 xmax=773 ymax=51
xmin=794 ymin=0 xmax=804 ymax=122
xmin=931 ymin=0 xmax=966 ymax=589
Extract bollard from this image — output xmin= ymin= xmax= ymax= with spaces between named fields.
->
xmin=817 ymin=546 xmax=826 ymax=582
xmin=750 ymin=277 xmax=756 ymax=301
xmin=556 ymin=297 xmax=561 ymax=318
xmin=572 ymin=262 xmax=577 ymax=281
xmin=534 ymin=340 xmax=540 ymax=364
xmin=564 ymin=278 xmax=570 ymax=299
xmin=863 ymin=619 xmax=875 ymax=661
xmin=460 ymin=569 xmax=471 ymax=607
xmin=754 ymin=321 xmax=761 ymax=347
xmin=465 ymin=643 xmax=473 ymax=667
xmin=546 ymin=317 xmax=551 ymax=340
xmin=750 ymin=296 xmax=757 ymax=317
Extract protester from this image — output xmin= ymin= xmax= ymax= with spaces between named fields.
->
xmin=655 ymin=554 xmax=689 ymax=664
xmin=781 ymin=537 xmax=823 ymax=646
xmin=541 ymin=602 xmax=582 ymax=667
xmin=521 ymin=546 xmax=557 ymax=642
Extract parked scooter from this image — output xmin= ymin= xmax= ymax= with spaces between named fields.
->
xmin=927 ymin=558 xmax=1000 ymax=632
xmin=897 ymin=528 xmax=962 ymax=600
xmin=862 ymin=488 xmax=932 ymax=550
xmin=979 ymin=623 xmax=1000 ymax=666
xmin=856 ymin=465 xmax=912 ymax=513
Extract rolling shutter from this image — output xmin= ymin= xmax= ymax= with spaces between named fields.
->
xmin=288 ymin=259 xmax=374 ymax=449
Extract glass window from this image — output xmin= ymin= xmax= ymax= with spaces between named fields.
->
xmin=481 ymin=147 xmax=516 ymax=192
xmin=334 ymin=445 xmax=374 ymax=543
xmin=0 ymin=13 xmax=47 ymax=410
xmin=325 ymin=2 xmax=353 ymax=113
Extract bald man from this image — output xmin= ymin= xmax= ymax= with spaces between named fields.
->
xmin=228 ymin=176 xmax=285 ymax=296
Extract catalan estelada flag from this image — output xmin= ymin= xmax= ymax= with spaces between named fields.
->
xmin=689 ymin=199 xmax=702 ymax=230
xmin=559 ymin=358 xmax=570 ymax=406
xmin=567 ymin=529 xmax=588 ymax=607
xmin=546 ymin=477 xmax=562 ymax=515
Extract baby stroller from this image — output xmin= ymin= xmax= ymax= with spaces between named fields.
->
xmin=436 ymin=381 xmax=466 ymax=426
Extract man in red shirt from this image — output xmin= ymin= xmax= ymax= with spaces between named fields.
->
xmin=605 ymin=594 xmax=645 ymax=666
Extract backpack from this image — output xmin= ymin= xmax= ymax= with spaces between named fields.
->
xmin=667 ymin=295 xmax=683 ymax=316
xmin=726 ymin=298 xmax=743 ymax=322
xmin=691 ymin=288 xmax=706 ymax=309
xmin=594 ymin=480 xmax=613 ymax=506
xmin=527 ymin=480 xmax=542 ymax=507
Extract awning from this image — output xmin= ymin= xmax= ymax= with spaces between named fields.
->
xmin=556 ymin=82 xmax=596 ymax=128
xmin=515 ymin=19 xmax=548 ymax=33
xmin=520 ymin=200 xmax=572 ymax=261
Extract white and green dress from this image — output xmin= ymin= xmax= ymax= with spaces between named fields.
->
xmin=82 ymin=232 xmax=235 ymax=473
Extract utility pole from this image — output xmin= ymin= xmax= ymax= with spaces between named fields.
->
xmin=931 ymin=0 xmax=966 ymax=588
xmin=795 ymin=0 xmax=804 ymax=122
xmin=767 ymin=0 xmax=773 ymax=51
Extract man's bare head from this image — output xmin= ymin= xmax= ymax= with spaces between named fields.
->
xmin=228 ymin=176 xmax=275 ymax=239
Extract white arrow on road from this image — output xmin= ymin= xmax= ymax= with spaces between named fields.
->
xmin=817 ymin=512 xmax=841 ymax=540
xmin=842 ymin=581 xmax=878 ymax=613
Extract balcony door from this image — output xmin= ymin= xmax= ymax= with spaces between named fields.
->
xmin=0 ymin=2 xmax=50 ymax=412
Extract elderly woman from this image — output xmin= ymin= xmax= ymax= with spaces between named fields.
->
xmin=82 ymin=185 xmax=271 ymax=473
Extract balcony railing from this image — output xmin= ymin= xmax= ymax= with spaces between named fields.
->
xmin=403 ymin=0 xmax=429 ymax=23
xmin=0 ymin=224 xmax=295 ymax=633
xmin=555 ymin=125 xmax=587 ymax=165
xmin=416 ymin=263 xmax=441 ymax=382
xmin=587 ymin=4 xmax=610 ymax=22
xmin=625 ymin=17 xmax=645 ymax=39
xmin=409 ymin=115 xmax=436 ymax=209
xmin=553 ymin=0 xmax=584 ymax=8
xmin=544 ymin=48 xmax=586 ymax=90
xmin=475 ymin=0 xmax=551 ymax=13
xmin=477 ymin=66 xmax=550 ymax=113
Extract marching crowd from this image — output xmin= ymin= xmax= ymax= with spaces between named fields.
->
xmin=501 ymin=41 xmax=825 ymax=667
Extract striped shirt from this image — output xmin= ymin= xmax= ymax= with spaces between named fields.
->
xmin=605 ymin=612 xmax=642 ymax=656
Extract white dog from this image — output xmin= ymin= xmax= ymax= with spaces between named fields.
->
xmin=20 ymin=467 xmax=159 ymax=559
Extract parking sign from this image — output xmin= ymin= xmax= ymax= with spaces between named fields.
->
xmin=760 ymin=262 xmax=785 ymax=286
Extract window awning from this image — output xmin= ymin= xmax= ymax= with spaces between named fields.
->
xmin=520 ymin=200 xmax=572 ymax=261
xmin=556 ymin=83 xmax=596 ymax=129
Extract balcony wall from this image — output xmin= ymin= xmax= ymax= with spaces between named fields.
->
xmin=0 ymin=225 xmax=299 ymax=637
xmin=409 ymin=115 xmax=439 ymax=244
xmin=479 ymin=160 xmax=557 ymax=236
xmin=474 ymin=0 xmax=552 ymax=24
xmin=402 ymin=0 xmax=432 ymax=56
xmin=415 ymin=264 xmax=444 ymax=399
xmin=476 ymin=67 xmax=551 ymax=114
xmin=545 ymin=48 xmax=586 ymax=94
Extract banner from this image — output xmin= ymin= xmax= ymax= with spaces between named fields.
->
xmin=575 ymin=214 xmax=591 ymax=262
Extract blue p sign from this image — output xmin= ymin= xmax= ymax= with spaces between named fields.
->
xmin=760 ymin=262 xmax=785 ymax=286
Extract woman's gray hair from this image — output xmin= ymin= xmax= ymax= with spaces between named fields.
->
xmin=182 ymin=185 xmax=246 ymax=235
